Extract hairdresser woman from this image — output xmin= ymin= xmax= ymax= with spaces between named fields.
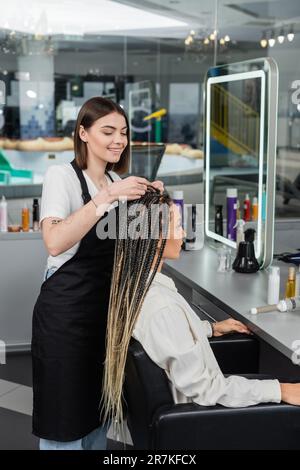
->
xmin=31 ymin=97 xmax=163 ymax=450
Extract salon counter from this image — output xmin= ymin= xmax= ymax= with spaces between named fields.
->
xmin=0 ymin=231 xmax=47 ymax=351
xmin=163 ymin=244 xmax=300 ymax=378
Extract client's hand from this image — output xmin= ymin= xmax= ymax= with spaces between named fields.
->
xmin=280 ymin=383 xmax=300 ymax=406
xmin=212 ymin=318 xmax=252 ymax=337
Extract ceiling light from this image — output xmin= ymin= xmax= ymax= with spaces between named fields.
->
xmin=268 ymin=32 xmax=276 ymax=47
xmin=287 ymin=26 xmax=295 ymax=42
xmin=260 ymin=38 xmax=268 ymax=48
xmin=260 ymin=33 xmax=268 ymax=48
xmin=277 ymin=28 xmax=285 ymax=44
xmin=268 ymin=38 xmax=275 ymax=47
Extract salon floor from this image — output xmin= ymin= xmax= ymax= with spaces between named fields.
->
xmin=0 ymin=353 xmax=133 ymax=450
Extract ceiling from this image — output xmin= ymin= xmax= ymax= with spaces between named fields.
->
xmin=115 ymin=0 xmax=300 ymax=40
xmin=0 ymin=0 xmax=299 ymax=57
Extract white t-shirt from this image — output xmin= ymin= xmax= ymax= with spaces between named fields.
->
xmin=40 ymin=163 xmax=121 ymax=270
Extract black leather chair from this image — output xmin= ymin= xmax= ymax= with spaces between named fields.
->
xmin=124 ymin=336 xmax=300 ymax=450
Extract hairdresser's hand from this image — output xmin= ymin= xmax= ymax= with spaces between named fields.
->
xmin=104 ymin=176 xmax=150 ymax=203
xmin=212 ymin=318 xmax=252 ymax=337
xmin=150 ymin=180 xmax=164 ymax=194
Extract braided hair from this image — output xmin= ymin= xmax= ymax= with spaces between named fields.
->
xmin=101 ymin=186 xmax=172 ymax=436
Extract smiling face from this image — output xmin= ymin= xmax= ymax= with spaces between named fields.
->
xmin=79 ymin=111 xmax=128 ymax=165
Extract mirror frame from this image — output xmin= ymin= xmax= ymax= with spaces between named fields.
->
xmin=204 ymin=58 xmax=278 ymax=268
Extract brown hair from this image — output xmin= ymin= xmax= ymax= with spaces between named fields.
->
xmin=74 ymin=97 xmax=130 ymax=173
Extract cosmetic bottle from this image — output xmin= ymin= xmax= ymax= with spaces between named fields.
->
xmin=0 ymin=195 xmax=8 ymax=232
xmin=277 ymin=297 xmax=300 ymax=312
xmin=184 ymin=204 xmax=196 ymax=250
xmin=226 ymin=188 xmax=237 ymax=241
xmin=217 ymin=246 xmax=232 ymax=273
xmin=252 ymin=196 xmax=258 ymax=221
xmin=172 ymin=190 xmax=184 ymax=228
xmin=32 ymin=198 xmax=40 ymax=232
xmin=267 ymin=266 xmax=280 ymax=305
xmin=295 ymin=266 xmax=300 ymax=298
xmin=22 ymin=204 xmax=30 ymax=232
xmin=243 ymin=194 xmax=251 ymax=222
xmin=235 ymin=219 xmax=245 ymax=247
xmin=285 ymin=266 xmax=296 ymax=298
xmin=236 ymin=200 xmax=241 ymax=220
xmin=214 ymin=205 xmax=223 ymax=236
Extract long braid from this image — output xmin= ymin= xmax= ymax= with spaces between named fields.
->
xmin=101 ymin=188 xmax=172 ymax=437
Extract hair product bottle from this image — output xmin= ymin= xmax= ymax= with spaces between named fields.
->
xmin=295 ymin=266 xmax=300 ymax=298
xmin=32 ymin=198 xmax=40 ymax=232
xmin=0 ymin=195 xmax=8 ymax=232
xmin=22 ymin=204 xmax=30 ymax=232
xmin=252 ymin=196 xmax=258 ymax=221
xmin=236 ymin=200 xmax=241 ymax=220
xmin=277 ymin=297 xmax=300 ymax=312
xmin=267 ymin=266 xmax=280 ymax=305
xmin=226 ymin=188 xmax=237 ymax=241
xmin=172 ymin=190 xmax=184 ymax=228
xmin=215 ymin=205 xmax=223 ymax=236
xmin=184 ymin=204 xmax=196 ymax=250
xmin=243 ymin=194 xmax=251 ymax=222
xmin=236 ymin=219 xmax=245 ymax=247
xmin=285 ymin=266 xmax=296 ymax=298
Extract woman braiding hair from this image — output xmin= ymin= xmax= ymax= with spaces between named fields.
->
xmin=101 ymin=187 xmax=172 ymax=435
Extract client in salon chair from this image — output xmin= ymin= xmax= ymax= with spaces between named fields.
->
xmin=101 ymin=188 xmax=300 ymax=430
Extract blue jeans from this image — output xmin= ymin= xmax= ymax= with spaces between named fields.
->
xmin=39 ymin=266 xmax=108 ymax=450
xmin=40 ymin=425 xmax=108 ymax=450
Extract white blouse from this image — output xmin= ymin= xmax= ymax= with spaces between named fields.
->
xmin=40 ymin=163 xmax=120 ymax=271
xmin=133 ymin=271 xmax=281 ymax=408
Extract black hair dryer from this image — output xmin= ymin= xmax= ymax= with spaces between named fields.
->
xmin=232 ymin=228 xmax=259 ymax=273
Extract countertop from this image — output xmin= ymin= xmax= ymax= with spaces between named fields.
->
xmin=164 ymin=244 xmax=300 ymax=365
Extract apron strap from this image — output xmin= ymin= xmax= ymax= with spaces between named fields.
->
xmin=71 ymin=159 xmax=115 ymax=204
xmin=106 ymin=171 xmax=114 ymax=183
xmin=71 ymin=159 xmax=91 ymax=205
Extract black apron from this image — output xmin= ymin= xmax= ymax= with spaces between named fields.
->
xmin=31 ymin=159 xmax=116 ymax=442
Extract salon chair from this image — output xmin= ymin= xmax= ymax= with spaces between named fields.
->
xmin=124 ymin=337 xmax=300 ymax=450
